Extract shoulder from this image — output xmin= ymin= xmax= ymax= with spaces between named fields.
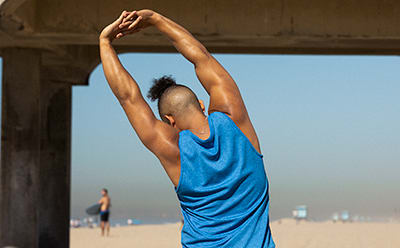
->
xmin=209 ymin=111 xmax=231 ymax=121
xmin=208 ymin=111 xmax=236 ymax=128
xmin=211 ymin=111 xmax=261 ymax=154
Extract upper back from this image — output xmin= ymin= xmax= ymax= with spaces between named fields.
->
xmin=176 ymin=112 xmax=273 ymax=247
xmin=177 ymin=112 xmax=266 ymax=208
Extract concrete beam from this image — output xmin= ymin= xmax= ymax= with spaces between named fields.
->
xmin=0 ymin=48 xmax=71 ymax=248
xmin=0 ymin=0 xmax=30 ymax=32
xmin=0 ymin=0 xmax=28 ymax=15
xmin=2 ymin=0 xmax=400 ymax=55
xmin=41 ymin=65 xmax=90 ymax=85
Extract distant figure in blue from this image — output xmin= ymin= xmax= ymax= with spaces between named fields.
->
xmin=98 ymin=188 xmax=111 ymax=236
xmin=99 ymin=9 xmax=275 ymax=247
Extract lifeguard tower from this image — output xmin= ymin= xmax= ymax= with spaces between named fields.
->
xmin=292 ymin=205 xmax=308 ymax=221
xmin=341 ymin=210 xmax=351 ymax=222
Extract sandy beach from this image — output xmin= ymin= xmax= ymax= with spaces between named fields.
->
xmin=70 ymin=219 xmax=400 ymax=248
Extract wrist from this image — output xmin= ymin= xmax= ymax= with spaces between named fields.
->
xmin=99 ymin=36 xmax=112 ymax=45
xmin=148 ymin=12 xmax=162 ymax=25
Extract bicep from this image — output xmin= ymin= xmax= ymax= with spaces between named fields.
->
xmin=195 ymin=56 xmax=262 ymax=153
xmin=195 ymin=56 xmax=247 ymax=121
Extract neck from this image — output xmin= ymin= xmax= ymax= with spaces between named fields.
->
xmin=182 ymin=111 xmax=209 ymax=137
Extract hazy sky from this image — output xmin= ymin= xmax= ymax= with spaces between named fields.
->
xmin=1 ymin=54 xmax=399 ymax=222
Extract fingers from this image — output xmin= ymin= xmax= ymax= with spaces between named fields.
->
xmin=123 ymin=10 xmax=137 ymax=24
xmin=128 ymin=15 xmax=142 ymax=30
xmin=119 ymin=21 xmax=129 ymax=29
xmin=114 ymin=20 xmax=139 ymax=39
xmin=119 ymin=20 xmax=134 ymax=29
xmin=115 ymin=28 xmax=142 ymax=39
xmin=113 ymin=9 xmax=143 ymax=40
xmin=118 ymin=10 xmax=130 ymax=21
xmin=116 ymin=32 xmax=124 ymax=39
xmin=120 ymin=15 xmax=142 ymax=31
xmin=113 ymin=10 xmax=130 ymax=27
xmin=119 ymin=11 xmax=138 ymax=29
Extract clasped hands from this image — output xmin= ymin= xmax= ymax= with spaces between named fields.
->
xmin=99 ymin=9 xmax=156 ymax=42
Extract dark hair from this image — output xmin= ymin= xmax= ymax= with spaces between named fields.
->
xmin=102 ymin=188 xmax=108 ymax=194
xmin=147 ymin=75 xmax=177 ymax=101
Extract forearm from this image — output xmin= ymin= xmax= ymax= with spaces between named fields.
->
xmin=152 ymin=13 xmax=210 ymax=65
xmin=99 ymin=38 xmax=139 ymax=102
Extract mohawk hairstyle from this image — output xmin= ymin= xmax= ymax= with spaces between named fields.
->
xmin=147 ymin=75 xmax=177 ymax=102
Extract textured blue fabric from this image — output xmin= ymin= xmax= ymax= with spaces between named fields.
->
xmin=176 ymin=112 xmax=275 ymax=248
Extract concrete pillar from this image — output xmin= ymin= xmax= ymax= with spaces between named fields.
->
xmin=38 ymin=79 xmax=71 ymax=248
xmin=0 ymin=48 xmax=71 ymax=248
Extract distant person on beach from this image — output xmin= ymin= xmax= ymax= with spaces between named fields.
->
xmin=98 ymin=188 xmax=111 ymax=236
xmin=99 ymin=9 xmax=275 ymax=247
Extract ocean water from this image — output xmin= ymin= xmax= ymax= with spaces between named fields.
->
xmin=71 ymin=216 xmax=181 ymax=228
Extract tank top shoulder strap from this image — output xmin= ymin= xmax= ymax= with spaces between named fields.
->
xmin=210 ymin=111 xmax=263 ymax=158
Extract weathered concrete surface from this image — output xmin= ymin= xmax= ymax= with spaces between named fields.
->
xmin=38 ymin=81 xmax=71 ymax=248
xmin=0 ymin=48 xmax=71 ymax=248
xmin=1 ymin=0 xmax=400 ymax=55
xmin=0 ymin=48 xmax=41 ymax=248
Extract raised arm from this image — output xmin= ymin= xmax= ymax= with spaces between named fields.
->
xmin=120 ymin=10 xmax=261 ymax=153
xmin=99 ymin=12 xmax=180 ymax=185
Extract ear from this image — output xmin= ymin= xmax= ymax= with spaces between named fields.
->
xmin=164 ymin=115 xmax=176 ymax=127
xmin=198 ymin=100 xmax=206 ymax=113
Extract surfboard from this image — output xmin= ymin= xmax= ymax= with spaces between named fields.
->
xmin=86 ymin=203 xmax=101 ymax=215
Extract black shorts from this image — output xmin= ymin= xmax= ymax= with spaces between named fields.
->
xmin=100 ymin=211 xmax=110 ymax=222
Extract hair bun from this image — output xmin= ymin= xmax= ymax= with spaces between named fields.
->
xmin=147 ymin=75 xmax=177 ymax=101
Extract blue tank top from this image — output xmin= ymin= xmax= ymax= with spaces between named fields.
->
xmin=176 ymin=112 xmax=275 ymax=248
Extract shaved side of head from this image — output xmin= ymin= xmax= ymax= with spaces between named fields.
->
xmin=158 ymin=86 xmax=202 ymax=122
xmin=147 ymin=76 xmax=202 ymax=123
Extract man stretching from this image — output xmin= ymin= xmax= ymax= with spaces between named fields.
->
xmin=99 ymin=9 xmax=275 ymax=247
